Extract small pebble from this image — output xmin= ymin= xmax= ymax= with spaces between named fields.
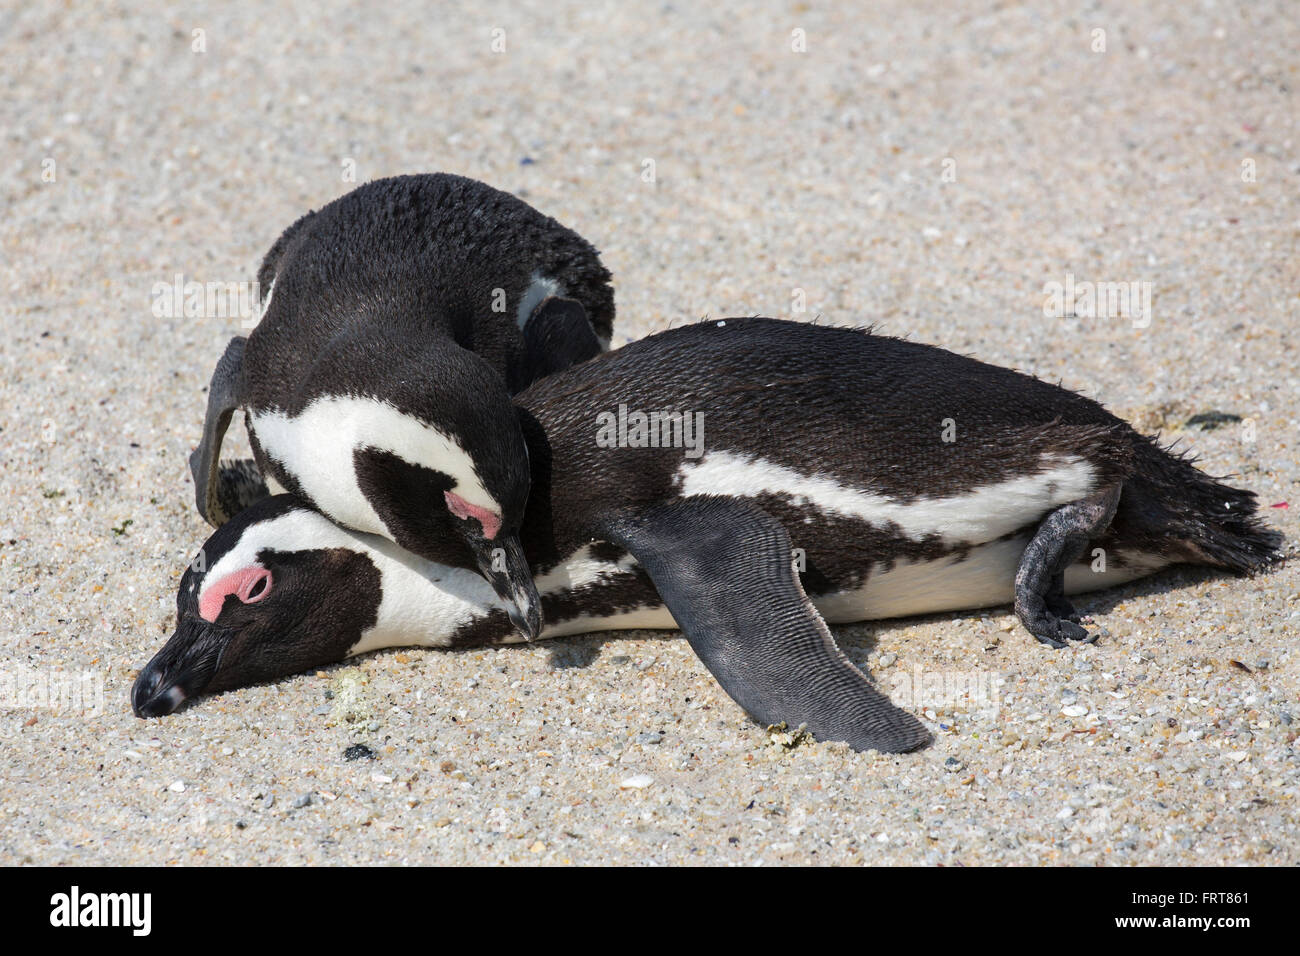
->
xmin=262 ymin=794 xmax=275 ymax=809
xmin=877 ymin=652 xmax=897 ymax=668
xmin=168 ymin=780 xmax=185 ymax=793
xmin=1061 ymin=704 xmax=1089 ymax=718
xmin=343 ymin=744 xmax=375 ymax=761
xmin=943 ymin=757 xmax=964 ymax=773
xmin=292 ymin=792 xmax=312 ymax=808
xmin=635 ymin=732 xmax=663 ymax=745
xmin=620 ymin=774 xmax=653 ymax=789
xmin=1185 ymin=410 xmax=1241 ymax=430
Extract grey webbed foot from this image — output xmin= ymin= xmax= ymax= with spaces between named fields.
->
xmin=1017 ymin=588 xmax=1091 ymax=648
xmin=1021 ymin=607 xmax=1092 ymax=648
xmin=1015 ymin=487 xmax=1121 ymax=649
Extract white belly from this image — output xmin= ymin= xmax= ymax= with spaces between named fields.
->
xmin=816 ymin=537 xmax=1168 ymax=623
xmin=535 ymin=538 xmax=1170 ymax=637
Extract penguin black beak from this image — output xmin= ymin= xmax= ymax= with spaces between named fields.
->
xmin=131 ymin=618 xmax=225 ymax=718
xmin=470 ymin=534 xmax=542 ymax=641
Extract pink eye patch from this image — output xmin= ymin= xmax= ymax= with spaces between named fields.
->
xmin=199 ymin=566 xmax=273 ymax=622
xmin=444 ymin=491 xmax=501 ymax=540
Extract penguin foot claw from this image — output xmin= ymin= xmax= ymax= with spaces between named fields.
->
xmin=1044 ymin=592 xmax=1081 ymax=623
xmin=1026 ymin=614 xmax=1093 ymax=649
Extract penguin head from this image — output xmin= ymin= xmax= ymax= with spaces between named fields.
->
xmin=131 ymin=496 xmax=386 ymax=717
xmin=344 ymin=343 xmax=542 ymax=640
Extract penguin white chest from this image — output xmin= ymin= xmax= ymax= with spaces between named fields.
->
xmin=249 ymin=396 xmax=496 ymax=539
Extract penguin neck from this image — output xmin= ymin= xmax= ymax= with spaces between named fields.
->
xmin=346 ymin=529 xmax=506 ymax=655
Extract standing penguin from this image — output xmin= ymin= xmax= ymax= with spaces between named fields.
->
xmin=189 ymin=174 xmax=614 ymax=640
xmin=140 ymin=317 xmax=1282 ymax=752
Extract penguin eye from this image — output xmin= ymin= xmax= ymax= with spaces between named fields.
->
xmin=198 ymin=566 xmax=274 ymax=622
xmin=240 ymin=569 xmax=273 ymax=603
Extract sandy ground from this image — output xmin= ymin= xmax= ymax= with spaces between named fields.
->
xmin=2 ymin=1 xmax=1297 ymax=865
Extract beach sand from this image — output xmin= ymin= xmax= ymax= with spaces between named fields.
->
xmin=1 ymin=0 xmax=1296 ymax=864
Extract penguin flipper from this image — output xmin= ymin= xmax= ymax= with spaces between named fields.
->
xmin=515 ymin=296 xmax=604 ymax=391
xmin=598 ymin=497 xmax=932 ymax=753
xmin=189 ymin=337 xmax=247 ymax=527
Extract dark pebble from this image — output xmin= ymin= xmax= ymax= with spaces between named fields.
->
xmin=1185 ymin=411 xmax=1242 ymax=430
xmin=344 ymin=744 xmax=375 ymax=761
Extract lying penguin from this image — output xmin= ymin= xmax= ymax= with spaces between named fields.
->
xmin=191 ymin=173 xmax=613 ymax=641
xmin=138 ymin=316 xmax=1282 ymax=752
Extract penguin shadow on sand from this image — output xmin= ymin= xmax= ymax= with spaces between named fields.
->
xmin=536 ymin=626 xmax=898 ymax=747
xmin=1033 ymin=561 xmax=1268 ymax=633
xmin=541 ymin=624 xmax=888 ymax=674
xmin=538 ymin=622 xmax=893 ymax=728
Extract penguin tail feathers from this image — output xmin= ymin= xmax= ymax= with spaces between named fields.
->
xmin=1125 ymin=438 xmax=1284 ymax=575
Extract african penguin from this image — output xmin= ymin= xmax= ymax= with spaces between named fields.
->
xmin=190 ymin=173 xmax=613 ymax=641
xmin=140 ymin=317 xmax=1283 ymax=753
